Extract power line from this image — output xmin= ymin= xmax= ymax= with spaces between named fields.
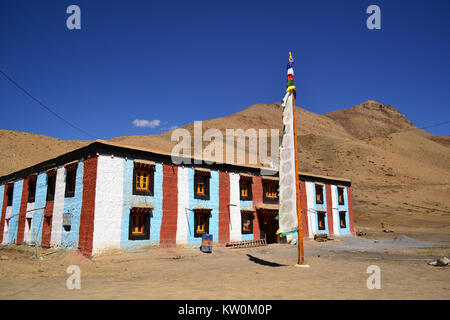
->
xmin=0 ymin=69 xmax=100 ymax=140
xmin=420 ymin=120 xmax=450 ymax=130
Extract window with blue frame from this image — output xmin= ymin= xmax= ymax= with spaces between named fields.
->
xmin=317 ymin=211 xmax=326 ymax=230
xmin=339 ymin=211 xmax=347 ymax=228
xmin=194 ymin=169 xmax=210 ymax=200
xmin=6 ymin=183 xmax=14 ymax=206
xmin=338 ymin=187 xmax=345 ymax=205
xmin=194 ymin=209 xmax=211 ymax=237
xmin=241 ymin=211 xmax=253 ymax=234
xmin=128 ymin=207 xmax=151 ymax=240
xmin=315 ymin=184 xmax=324 ymax=204
xmin=133 ymin=161 xmax=155 ymax=196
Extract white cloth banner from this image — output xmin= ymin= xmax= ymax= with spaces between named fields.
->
xmin=278 ymin=91 xmax=298 ymax=233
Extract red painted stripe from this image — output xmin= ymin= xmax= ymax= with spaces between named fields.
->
xmin=41 ymin=200 xmax=54 ymax=248
xmin=78 ymin=156 xmax=98 ymax=257
xmin=325 ymin=184 xmax=334 ymax=235
xmin=347 ymin=187 xmax=356 ymax=235
xmin=218 ymin=171 xmax=230 ymax=244
xmin=252 ymin=176 xmax=262 ymax=240
xmin=0 ymin=185 xmax=9 ymax=243
xmin=299 ymin=180 xmax=309 ymax=239
xmin=160 ymin=164 xmax=178 ymax=246
xmin=16 ymin=178 xmax=29 ymax=245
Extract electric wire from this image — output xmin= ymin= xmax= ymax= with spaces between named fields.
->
xmin=0 ymin=69 xmax=100 ymax=140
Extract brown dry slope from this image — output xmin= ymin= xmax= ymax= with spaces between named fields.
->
xmin=0 ymin=130 xmax=89 ymax=177
xmin=324 ymin=101 xmax=450 ymax=240
xmin=1 ymin=100 xmax=449 ymax=241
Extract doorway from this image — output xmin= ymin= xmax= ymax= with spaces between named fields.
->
xmin=257 ymin=209 xmax=282 ymax=244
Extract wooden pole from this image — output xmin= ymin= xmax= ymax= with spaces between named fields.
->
xmin=292 ymin=91 xmax=305 ymax=264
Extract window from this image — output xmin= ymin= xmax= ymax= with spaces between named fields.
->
xmin=65 ymin=168 xmax=77 ymax=198
xmin=63 ymin=213 xmax=72 ymax=232
xmin=315 ymin=184 xmax=324 ymax=204
xmin=128 ymin=208 xmax=151 ymax=240
xmin=4 ymin=219 xmax=9 ymax=232
xmin=27 ymin=177 xmax=36 ymax=203
xmin=194 ymin=170 xmax=210 ymax=200
xmin=241 ymin=211 xmax=253 ymax=234
xmin=6 ymin=184 xmax=13 ymax=206
xmin=136 ymin=170 xmax=149 ymax=191
xmin=26 ymin=218 xmax=32 ymax=232
xmin=132 ymin=214 xmax=145 ymax=234
xmin=132 ymin=162 xmax=154 ymax=196
xmin=263 ymin=181 xmax=279 ymax=204
xmin=338 ymin=187 xmax=345 ymax=205
xmin=197 ymin=177 xmax=205 ymax=194
xmin=46 ymin=171 xmax=56 ymax=201
xmin=317 ymin=211 xmax=326 ymax=231
xmin=194 ymin=210 xmax=210 ymax=238
xmin=240 ymin=177 xmax=252 ymax=201
xmin=339 ymin=211 xmax=347 ymax=229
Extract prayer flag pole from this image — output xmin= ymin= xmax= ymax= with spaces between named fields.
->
xmin=286 ymin=52 xmax=306 ymax=266
xmin=291 ymin=73 xmax=305 ymax=265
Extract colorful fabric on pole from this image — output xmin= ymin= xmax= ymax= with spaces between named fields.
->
xmin=286 ymin=52 xmax=295 ymax=92
xmin=278 ymin=53 xmax=299 ymax=235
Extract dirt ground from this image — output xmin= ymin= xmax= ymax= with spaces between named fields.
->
xmin=0 ymin=230 xmax=448 ymax=300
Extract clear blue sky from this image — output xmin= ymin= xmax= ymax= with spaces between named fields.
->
xmin=1 ymin=0 xmax=449 ymax=139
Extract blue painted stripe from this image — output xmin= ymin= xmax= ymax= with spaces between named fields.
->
xmin=187 ymin=168 xmax=219 ymax=246
xmin=240 ymin=200 xmax=254 ymax=241
xmin=150 ymin=163 xmax=163 ymax=243
xmin=8 ymin=179 xmax=23 ymax=244
xmin=61 ymin=161 xmax=84 ymax=248
xmin=335 ymin=187 xmax=350 ymax=234
xmin=313 ymin=183 xmax=329 ymax=234
xmin=120 ymin=160 xmax=163 ymax=249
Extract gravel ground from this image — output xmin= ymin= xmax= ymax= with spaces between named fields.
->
xmin=320 ymin=235 xmax=441 ymax=251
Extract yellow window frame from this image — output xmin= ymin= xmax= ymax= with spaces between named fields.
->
xmin=265 ymin=183 xmax=278 ymax=198
xmin=241 ymin=181 xmax=248 ymax=197
xmin=196 ymin=215 xmax=206 ymax=233
xmin=132 ymin=213 xmax=145 ymax=235
xmin=136 ymin=170 xmax=150 ymax=191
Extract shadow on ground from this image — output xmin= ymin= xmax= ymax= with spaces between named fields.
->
xmin=246 ymin=254 xmax=288 ymax=267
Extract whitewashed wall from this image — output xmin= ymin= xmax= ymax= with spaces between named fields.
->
xmin=176 ymin=167 xmax=189 ymax=244
xmin=229 ymin=173 xmax=241 ymax=241
xmin=50 ymin=166 xmax=66 ymax=247
xmin=92 ymin=155 xmax=124 ymax=254
xmin=305 ymin=181 xmax=316 ymax=239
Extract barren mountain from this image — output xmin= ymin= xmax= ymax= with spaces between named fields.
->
xmin=0 ymin=130 xmax=89 ymax=177
xmin=1 ymin=100 xmax=449 ymax=238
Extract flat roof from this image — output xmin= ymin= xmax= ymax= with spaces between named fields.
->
xmin=0 ymin=140 xmax=351 ymax=185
